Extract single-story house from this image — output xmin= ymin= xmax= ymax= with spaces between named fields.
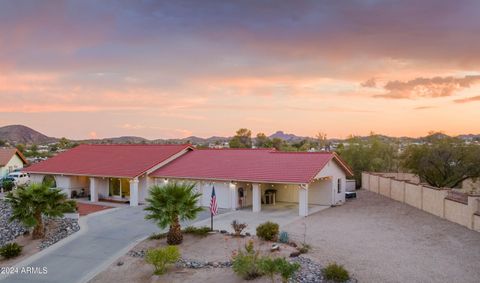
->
xmin=0 ymin=148 xmax=28 ymax=178
xmin=24 ymin=144 xmax=353 ymax=216
xmin=24 ymin=144 xmax=192 ymax=206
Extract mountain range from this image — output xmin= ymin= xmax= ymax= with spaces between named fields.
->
xmin=0 ymin=125 xmax=479 ymax=146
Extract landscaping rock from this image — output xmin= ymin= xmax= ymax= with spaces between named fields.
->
xmin=39 ymin=217 xmax=80 ymax=249
xmin=127 ymin=249 xmax=146 ymax=258
xmin=0 ymin=200 xmax=27 ymax=246
xmin=290 ymin=251 xmax=301 ymax=258
xmin=288 ymin=256 xmax=357 ymax=283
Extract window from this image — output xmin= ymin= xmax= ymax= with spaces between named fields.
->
xmin=337 ymin=178 xmax=342 ymax=194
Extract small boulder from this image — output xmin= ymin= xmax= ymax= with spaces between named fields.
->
xmin=289 ymin=251 xmax=301 ymax=258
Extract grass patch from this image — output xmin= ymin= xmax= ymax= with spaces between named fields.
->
xmin=183 ymin=226 xmax=211 ymax=237
xmin=323 ymin=262 xmax=350 ymax=282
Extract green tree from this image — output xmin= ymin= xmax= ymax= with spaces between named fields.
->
xmin=255 ymin=133 xmax=272 ymax=148
xmin=336 ymin=135 xmax=398 ymax=185
xmin=5 ymin=183 xmax=75 ymax=239
xmin=144 ymin=182 xmax=203 ymax=245
xmin=15 ymin=144 xmax=26 ymax=154
xmin=401 ymin=136 xmax=480 ymax=188
xmin=0 ymin=140 xmax=6 ymax=146
xmin=316 ymin=131 xmax=329 ymax=151
xmin=58 ymin=137 xmax=71 ymax=149
xmin=229 ymin=128 xmax=252 ymax=148
xmin=271 ymin=138 xmax=284 ymax=151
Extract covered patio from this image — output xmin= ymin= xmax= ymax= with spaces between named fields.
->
xmin=151 ymin=149 xmax=354 ymax=217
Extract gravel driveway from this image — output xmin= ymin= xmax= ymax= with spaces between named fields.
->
xmin=284 ymin=190 xmax=480 ymax=283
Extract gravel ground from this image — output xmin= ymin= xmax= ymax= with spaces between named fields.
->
xmin=284 ymin=190 xmax=480 ymax=283
xmin=0 ymin=200 xmax=27 ymax=246
xmin=0 ymin=199 xmax=80 ymax=249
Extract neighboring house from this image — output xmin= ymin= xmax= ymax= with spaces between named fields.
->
xmin=0 ymin=148 xmax=28 ymax=178
xmin=24 ymin=144 xmax=353 ymax=216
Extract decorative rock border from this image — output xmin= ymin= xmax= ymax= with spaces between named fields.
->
xmin=0 ymin=200 xmax=27 ymax=246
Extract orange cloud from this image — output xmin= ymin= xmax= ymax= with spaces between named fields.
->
xmin=454 ymin=95 xmax=480 ymax=103
xmin=374 ymin=75 xmax=480 ymax=99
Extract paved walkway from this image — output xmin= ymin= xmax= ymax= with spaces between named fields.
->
xmin=1 ymin=206 xmax=212 ymax=283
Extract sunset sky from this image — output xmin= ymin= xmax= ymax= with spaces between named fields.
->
xmin=1 ymin=0 xmax=479 ymax=140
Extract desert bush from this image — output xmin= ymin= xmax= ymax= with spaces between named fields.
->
xmin=258 ymin=257 xmax=277 ymax=283
xmin=0 ymin=243 xmax=23 ymax=259
xmin=279 ymin=231 xmax=289 ymax=243
xmin=298 ymin=243 xmax=311 ymax=254
xmin=256 ymin=221 xmax=279 ymax=241
xmin=258 ymin=257 xmax=300 ymax=283
xmin=323 ymin=262 xmax=350 ymax=282
xmin=232 ymin=240 xmax=262 ymax=280
xmin=148 ymin=232 xmax=167 ymax=240
xmin=145 ymin=245 xmax=180 ymax=275
xmin=231 ymin=220 xmax=248 ymax=236
xmin=183 ymin=226 xmax=211 ymax=237
xmin=276 ymin=258 xmax=301 ymax=283
xmin=2 ymin=180 xmax=14 ymax=192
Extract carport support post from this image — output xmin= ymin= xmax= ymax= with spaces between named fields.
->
xmin=89 ymin=177 xmax=98 ymax=202
xmin=230 ymin=182 xmax=237 ymax=210
xmin=129 ymin=177 xmax=139 ymax=206
xmin=252 ymin=183 xmax=261 ymax=212
xmin=299 ymin=184 xmax=309 ymax=217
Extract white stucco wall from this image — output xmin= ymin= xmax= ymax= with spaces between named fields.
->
xmin=315 ymin=159 xmax=347 ymax=205
xmin=309 ymin=179 xmax=334 ymax=205
xmin=1 ymin=154 xmax=25 ymax=178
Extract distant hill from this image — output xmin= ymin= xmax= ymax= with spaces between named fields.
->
xmin=269 ymin=131 xmax=307 ymax=142
xmin=0 ymin=125 xmax=57 ymax=145
xmin=0 ymin=124 xmax=478 ymax=146
xmin=80 ymin=136 xmax=149 ymax=144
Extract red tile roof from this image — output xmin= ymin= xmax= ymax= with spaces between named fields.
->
xmin=24 ymin=144 xmax=191 ymax=178
xmin=0 ymin=148 xmax=27 ymax=166
xmin=150 ymin=149 xmax=353 ymax=184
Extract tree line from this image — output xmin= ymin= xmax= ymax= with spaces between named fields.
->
xmin=228 ymin=128 xmax=480 ymax=189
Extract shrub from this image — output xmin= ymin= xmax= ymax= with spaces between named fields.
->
xmin=256 ymin=221 xmax=279 ymax=241
xmin=183 ymin=226 xmax=211 ymax=237
xmin=276 ymin=258 xmax=300 ymax=283
xmin=258 ymin=257 xmax=300 ymax=283
xmin=323 ymin=262 xmax=350 ymax=282
xmin=258 ymin=257 xmax=277 ymax=283
xmin=2 ymin=180 xmax=14 ymax=192
xmin=279 ymin=231 xmax=289 ymax=243
xmin=231 ymin=220 xmax=248 ymax=236
xmin=298 ymin=243 xmax=311 ymax=254
xmin=148 ymin=232 xmax=167 ymax=240
xmin=145 ymin=245 xmax=180 ymax=275
xmin=0 ymin=243 xmax=23 ymax=259
xmin=232 ymin=240 xmax=262 ymax=280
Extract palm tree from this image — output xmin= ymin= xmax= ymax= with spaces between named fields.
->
xmin=145 ymin=182 xmax=203 ymax=245
xmin=5 ymin=182 xmax=76 ymax=239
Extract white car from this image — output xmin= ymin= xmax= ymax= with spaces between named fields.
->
xmin=7 ymin=172 xmax=30 ymax=187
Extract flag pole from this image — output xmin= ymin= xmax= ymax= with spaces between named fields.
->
xmin=210 ymin=211 xmax=213 ymax=231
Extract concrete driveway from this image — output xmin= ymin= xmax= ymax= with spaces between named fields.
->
xmin=1 ymin=205 xmax=212 ymax=283
xmin=284 ymin=190 xmax=480 ymax=283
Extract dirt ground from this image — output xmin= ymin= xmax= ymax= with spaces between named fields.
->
xmin=0 ymin=235 xmax=41 ymax=266
xmin=89 ymin=233 xmax=298 ymax=283
xmin=284 ymin=190 xmax=480 ymax=283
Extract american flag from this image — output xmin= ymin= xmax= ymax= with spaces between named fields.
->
xmin=210 ymin=186 xmax=218 ymax=216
